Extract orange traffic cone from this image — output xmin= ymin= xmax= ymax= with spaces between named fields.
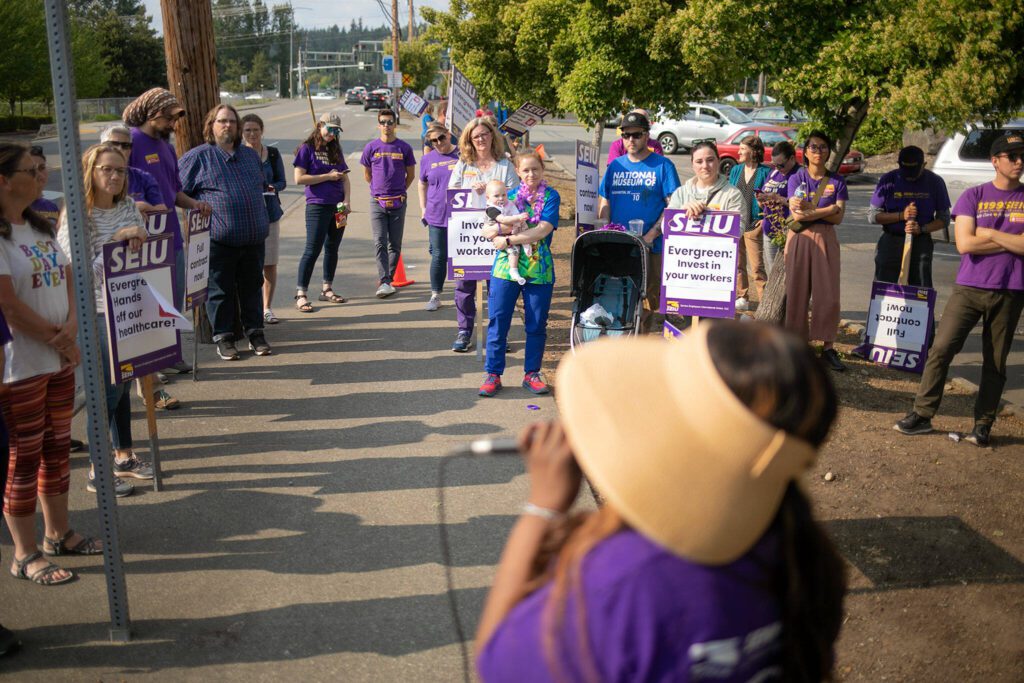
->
xmin=392 ymin=255 xmax=415 ymax=287
xmin=534 ymin=143 xmax=548 ymax=160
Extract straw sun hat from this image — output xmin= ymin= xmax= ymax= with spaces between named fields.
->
xmin=555 ymin=324 xmax=819 ymax=565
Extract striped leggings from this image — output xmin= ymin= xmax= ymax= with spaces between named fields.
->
xmin=1 ymin=367 xmax=75 ymax=517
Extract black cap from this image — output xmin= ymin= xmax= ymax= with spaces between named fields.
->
xmin=897 ymin=145 xmax=924 ymax=178
xmin=990 ymin=132 xmax=1024 ymax=156
xmin=621 ymin=112 xmax=650 ymax=131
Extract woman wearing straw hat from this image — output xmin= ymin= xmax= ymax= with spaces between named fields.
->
xmin=476 ymin=319 xmax=847 ymax=682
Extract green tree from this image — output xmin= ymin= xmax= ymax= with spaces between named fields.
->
xmin=395 ymin=38 xmax=442 ymax=94
xmin=249 ymin=52 xmax=276 ymax=91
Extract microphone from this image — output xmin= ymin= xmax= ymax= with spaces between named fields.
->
xmin=464 ymin=438 xmax=520 ymax=456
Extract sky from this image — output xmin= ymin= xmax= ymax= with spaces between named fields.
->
xmin=142 ymin=0 xmax=450 ymax=34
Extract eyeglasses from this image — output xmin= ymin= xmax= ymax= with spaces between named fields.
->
xmin=96 ymin=165 xmax=127 ymax=178
xmin=215 ymin=118 xmax=237 ymax=126
xmin=429 ymin=135 xmax=448 ymax=145
xmin=471 ymin=131 xmax=492 ymax=140
xmin=621 ymin=131 xmax=646 ymax=140
xmin=773 ymin=158 xmax=789 ymax=168
xmin=998 ymin=152 xmax=1024 ymax=163
xmin=379 ymin=120 xmax=396 ymax=127
xmin=108 ymin=141 xmax=132 ymax=150
xmin=11 ymin=165 xmax=46 ymax=178
xmin=806 ymin=143 xmax=829 ymax=152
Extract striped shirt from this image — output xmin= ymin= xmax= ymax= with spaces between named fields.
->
xmin=178 ymin=143 xmax=269 ymax=246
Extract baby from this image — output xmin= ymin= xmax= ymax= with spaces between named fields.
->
xmin=484 ymin=179 xmax=531 ymax=285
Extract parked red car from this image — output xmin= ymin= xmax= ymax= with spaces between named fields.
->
xmin=715 ymin=125 xmax=865 ymax=177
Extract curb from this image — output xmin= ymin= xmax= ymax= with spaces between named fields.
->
xmin=838 ymin=320 xmax=1020 ymax=418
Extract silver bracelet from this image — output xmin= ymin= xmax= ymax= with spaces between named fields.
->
xmin=521 ymin=502 xmax=565 ymax=521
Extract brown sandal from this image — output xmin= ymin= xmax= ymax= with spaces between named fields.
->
xmin=318 ymin=288 xmax=347 ymax=303
xmin=43 ymin=529 xmax=103 ymax=557
xmin=294 ymin=294 xmax=314 ymax=312
xmin=10 ymin=551 xmax=76 ymax=585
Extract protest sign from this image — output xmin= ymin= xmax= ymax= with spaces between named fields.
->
xmin=499 ymin=102 xmax=550 ymax=138
xmin=854 ymin=282 xmax=936 ymax=373
xmin=102 ymin=233 xmax=184 ymax=383
xmin=185 ymin=209 xmax=211 ymax=312
xmin=447 ymin=188 xmax=493 ymax=280
xmin=660 ymin=208 xmax=741 ymax=318
xmin=399 ymin=90 xmax=429 ymax=117
xmin=445 ymin=64 xmax=479 ymax=138
xmin=663 ymin=319 xmax=685 ymax=339
xmin=575 ymin=140 xmax=599 ymax=234
xmin=145 ymin=210 xmax=171 ymax=237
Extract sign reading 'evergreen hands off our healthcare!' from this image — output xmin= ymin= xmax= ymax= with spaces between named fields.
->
xmin=446 ymin=188 xmax=493 ymax=281
xmin=103 ymin=233 xmax=191 ymax=383
xmin=660 ymin=208 xmax=741 ymax=318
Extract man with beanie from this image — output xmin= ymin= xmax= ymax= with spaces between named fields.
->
xmin=869 ymin=145 xmax=951 ymax=286
xmin=895 ymin=133 xmax=1024 ymax=446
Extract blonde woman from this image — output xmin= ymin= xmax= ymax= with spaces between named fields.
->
xmin=446 ymin=117 xmax=519 ymax=352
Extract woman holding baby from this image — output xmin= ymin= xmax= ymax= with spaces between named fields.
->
xmin=477 ymin=148 xmax=561 ymax=398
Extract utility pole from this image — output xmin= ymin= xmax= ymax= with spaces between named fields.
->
xmin=391 ymin=0 xmax=400 ymax=111
xmin=408 ymin=0 xmax=414 ymax=41
xmin=160 ymin=0 xmax=219 ymax=342
xmin=288 ymin=2 xmax=295 ymax=98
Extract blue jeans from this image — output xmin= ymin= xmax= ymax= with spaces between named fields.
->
xmin=369 ymin=201 xmax=406 ymax=284
xmin=485 ymin=277 xmax=554 ymax=376
xmin=96 ymin=315 xmax=132 ymax=453
xmin=428 ymin=225 xmax=448 ymax=293
xmin=206 ymin=240 xmax=265 ymax=341
xmin=297 ymin=203 xmax=344 ymax=290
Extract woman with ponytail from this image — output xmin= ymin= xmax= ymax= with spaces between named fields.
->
xmin=477 ymin=319 xmax=846 ymax=682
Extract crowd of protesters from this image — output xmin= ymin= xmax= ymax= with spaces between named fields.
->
xmin=0 ymin=81 xmax=1021 ymax=669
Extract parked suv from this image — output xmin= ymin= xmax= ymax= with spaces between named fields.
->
xmin=650 ymin=103 xmax=754 ymax=154
xmin=934 ymin=120 xmax=1024 ymax=200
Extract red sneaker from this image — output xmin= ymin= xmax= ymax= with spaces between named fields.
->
xmin=479 ymin=373 xmax=502 ymax=397
xmin=522 ymin=372 xmax=550 ymax=395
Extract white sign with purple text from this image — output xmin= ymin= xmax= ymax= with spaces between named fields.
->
xmin=185 ymin=209 xmax=210 ymax=312
xmin=400 ymin=90 xmax=429 ymax=117
xmin=499 ymin=102 xmax=550 ymax=138
xmin=575 ymin=140 xmax=599 ymax=234
xmin=854 ymin=282 xmax=935 ymax=373
xmin=446 ymin=188 xmax=493 ymax=280
xmin=660 ymin=208 xmax=741 ymax=318
xmin=445 ymin=64 xmax=479 ymax=139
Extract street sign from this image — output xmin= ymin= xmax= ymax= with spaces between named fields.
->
xmin=382 ymin=55 xmax=394 ymax=72
xmin=402 ymin=73 xmax=412 ymax=86
xmin=386 ymin=71 xmax=403 ymax=88
xmin=240 ymin=74 xmax=248 ymax=84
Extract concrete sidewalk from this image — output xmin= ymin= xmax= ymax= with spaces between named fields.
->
xmin=0 ymin=163 xmax=556 ymax=680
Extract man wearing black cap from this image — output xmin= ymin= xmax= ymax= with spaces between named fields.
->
xmin=597 ymin=111 xmax=681 ymax=332
xmin=869 ymin=145 xmax=951 ymax=286
xmin=895 ymin=132 xmax=1024 ymax=446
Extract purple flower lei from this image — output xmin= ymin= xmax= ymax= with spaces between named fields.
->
xmin=514 ymin=180 xmax=549 ymax=225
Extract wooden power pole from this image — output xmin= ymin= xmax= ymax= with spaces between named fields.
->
xmin=159 ymin=0 xmax=220 ymax=342
xmin=391 ymin=0 xmax=401 ymax=111
xmin=408 ymin=0 xmax=414 ymax=40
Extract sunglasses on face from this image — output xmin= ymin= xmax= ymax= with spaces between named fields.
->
xmin=429 ymin=135 xmax=448 ymax=145
xmin=109 ymin=141 xmax=132 ymax=150
xmin=999 ymin=152 xmax=1024 ymax=163
xmin=379 ymin=120 xmax=396 ymax=127
xmin=326 ymin=127 xmax=341 ymax=137
xmin=773 ymin=158 xmax=789 ymax=168
xmin=621 ymin=131 xmax=646 ymax=140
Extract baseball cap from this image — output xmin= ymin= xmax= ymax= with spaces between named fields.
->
xmin=319 ymin=112 xmax=343 ymax=131
xmin=621 ymin=112 xmax=650 ymax=131
xmin=897 ymin=145 xmax=924 ymax=178
xmin=990 ymin=132 xmax=1024 ymax=156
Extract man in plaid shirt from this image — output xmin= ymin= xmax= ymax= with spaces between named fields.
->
xmin=180 ymin=104 xmax=272 ymax=360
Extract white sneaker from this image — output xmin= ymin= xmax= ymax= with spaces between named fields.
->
xmin=376 ymin=283 xmax=396 ymax=298
xmin=425 ymin=295 xmax=440 ymax=311
xmin=735 ymin=297 xmax=750 ymax=311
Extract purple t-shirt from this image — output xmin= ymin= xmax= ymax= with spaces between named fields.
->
xmin=870 ymin=169 xmax=951 ymax=236
xmin=478 ymin=528 xmax=783 ymax=683
xmin=419 ymin=148 xmax=459 ymax=226
xmin=761 ymin=166 xmax=798 ymax=238
xmin=952 ymin=182 xmax=1024 ymax=291
xmin=128 ymin=167 xmax=164 ymax=208
xmin=129 ymin=128 xmax=183 ymax=251
xmin=360 ymin=138 xmax=416 ymax=198
xmin=787 ymin=168 xmax=848 ymax=226
xmin=293 ymin=143 xmax=350 ymax=205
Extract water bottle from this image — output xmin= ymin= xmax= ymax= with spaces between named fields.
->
xmin=794 ymin=182 xmax=808 ymax=201
xmin=335 ymin=201 xmax=348 ymax=229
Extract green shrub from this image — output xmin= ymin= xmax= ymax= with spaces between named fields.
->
xmin=852 ymin=113 xmax=902 ymax=157
xmin=0 ymin=116 xmax=54 ymax=133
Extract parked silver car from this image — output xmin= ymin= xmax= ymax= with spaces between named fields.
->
xmin=933 ymin=120 xmax=1024 ymax=202
xmin=650 ymin=103 xmax=754 ymax=154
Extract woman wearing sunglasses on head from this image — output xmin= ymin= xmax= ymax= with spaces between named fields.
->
xmin=293 ymin=112 xmax=351 ymax=313
xmin=417 ymin=122 xmax=460 ymax=311
xmin=476 ymin=319 xmax=847 ymax=683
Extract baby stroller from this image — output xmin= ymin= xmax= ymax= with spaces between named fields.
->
xmin=570 ymin=229 xmax=648 ymax=350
